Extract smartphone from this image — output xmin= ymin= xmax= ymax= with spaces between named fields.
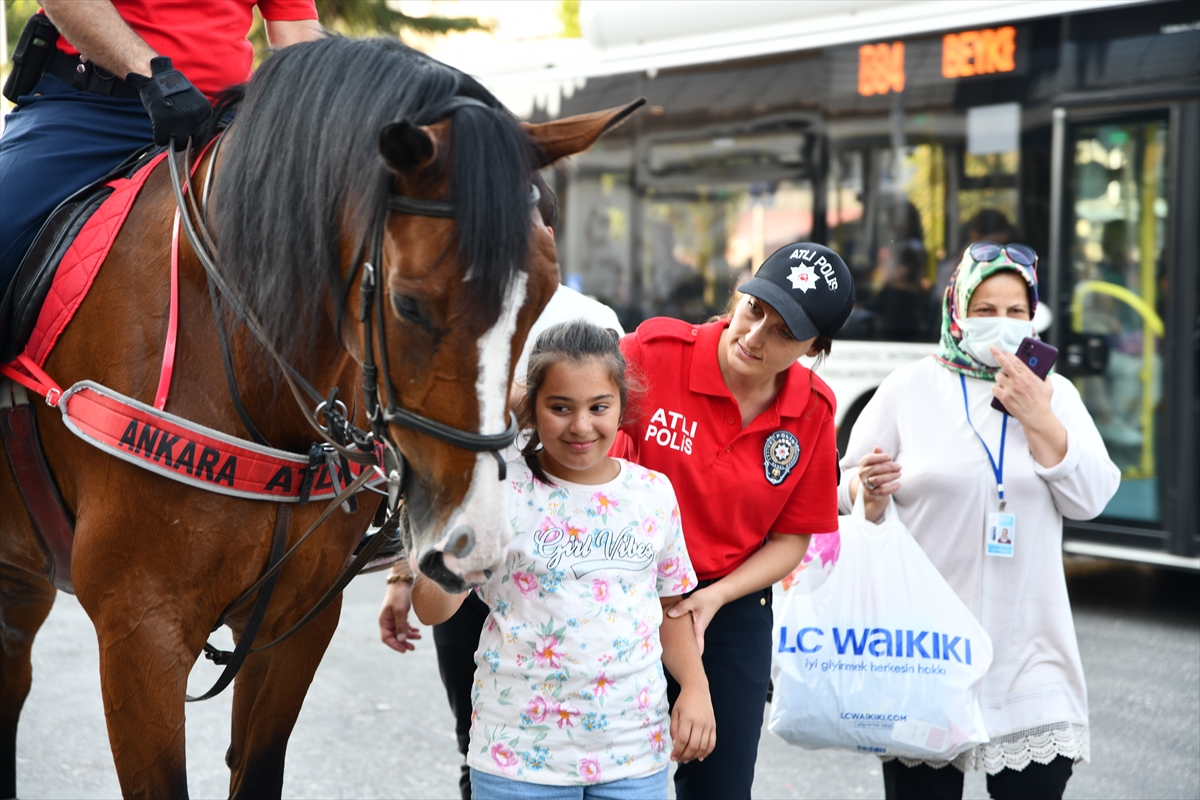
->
xmin=992 ymin=337 xmax=1058 ymax=414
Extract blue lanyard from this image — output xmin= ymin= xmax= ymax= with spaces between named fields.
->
xmin=960 ymin=374 xmax=1008 ymax=509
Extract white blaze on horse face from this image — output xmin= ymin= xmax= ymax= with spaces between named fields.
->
xmin=433 ymin=272 xmax=527 ymax=580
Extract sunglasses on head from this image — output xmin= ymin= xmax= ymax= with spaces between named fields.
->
xmin=968 ymin=241 xmax=1037 ymax=267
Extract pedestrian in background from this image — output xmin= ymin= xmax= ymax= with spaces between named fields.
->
xmin=841 ymin=243 xmax=1119 ymax=800
xmin=613 ymin=242 xmax=855 ymax=799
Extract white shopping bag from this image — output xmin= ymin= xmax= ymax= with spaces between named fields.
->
xmin=768 ymin=493 xmax=993 ymax=759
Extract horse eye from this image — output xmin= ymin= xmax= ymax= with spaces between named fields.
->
xmin=391 ymin=293 xmax=422 ymax=324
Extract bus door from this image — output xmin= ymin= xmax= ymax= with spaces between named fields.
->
xmin=1059 ymin=111 xmax=1169 ymax=527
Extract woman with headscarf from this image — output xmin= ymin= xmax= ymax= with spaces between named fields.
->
xmin=839 ymin=243 xmax=1119 ymax=800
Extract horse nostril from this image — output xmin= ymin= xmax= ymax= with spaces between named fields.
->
xmin=418 ymin=550 xmax=467 ymax=593
xmin=444 ymin=526 xmax=476 ymax=559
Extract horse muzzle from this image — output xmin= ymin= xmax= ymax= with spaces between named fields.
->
xmin=409 ymin=451 xmax=513 ymax=592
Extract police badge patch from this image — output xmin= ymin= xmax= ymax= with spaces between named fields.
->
xmin=763 ymin=431 xmax=801 ymax=486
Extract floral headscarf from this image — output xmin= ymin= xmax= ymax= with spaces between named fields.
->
xmin=934 ymin=245 xmax=1039 ymax=381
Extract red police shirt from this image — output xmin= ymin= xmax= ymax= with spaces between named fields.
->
xmin=612 ymin=317 xmax=839 ymax=581
xmin=53 ymin=0 xmax=318 ymax=98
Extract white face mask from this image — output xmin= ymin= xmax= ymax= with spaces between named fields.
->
xmin=957 ymin=317 xmax=1034 ymax=367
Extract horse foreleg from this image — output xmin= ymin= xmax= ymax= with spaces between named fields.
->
xmin=84 ymin=593 xmax=194 ymax=799
xmin=0 ymin=564 xmax=56 ymax=800
xmin=226 ymin=595 xmax=342 ymax=800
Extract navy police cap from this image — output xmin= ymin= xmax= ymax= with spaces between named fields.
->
xmin=738 ymin=242 xmax=855 ymax=340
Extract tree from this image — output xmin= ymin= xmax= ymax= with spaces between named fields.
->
xmin=3 ymin=0 xmax=488 ymax=69
xmin=314 ymin=0 xmax=487 ymax=38
xmin=558 ymin=0 xmax=581 ymax=38
xmin=5 ymin=0 xmax=41 ymax=64
xmin=246 ymin=0 xmax=489 ymax=65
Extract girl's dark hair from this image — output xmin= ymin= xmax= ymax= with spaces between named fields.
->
xmin=518 ymin=321 xmax=630 ymax=486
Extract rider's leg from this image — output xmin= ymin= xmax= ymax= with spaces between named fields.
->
xmin=0 ymin=74 xmax=152 ymax=290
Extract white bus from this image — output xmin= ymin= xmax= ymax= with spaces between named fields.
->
xmin=478 ymin=0 xmax=1199 ymax=569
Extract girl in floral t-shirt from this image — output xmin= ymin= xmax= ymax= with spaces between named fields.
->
xmin=413 ymin=321 xmax=714 ymax=799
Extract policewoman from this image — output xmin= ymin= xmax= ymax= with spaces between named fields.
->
xmin=612 ymin=242 xmax=854 ymax=799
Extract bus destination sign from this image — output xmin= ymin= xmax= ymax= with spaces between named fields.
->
xmin=857 ymin=26 xmax=1019 ymax=97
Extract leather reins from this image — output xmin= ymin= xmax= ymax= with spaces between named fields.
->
xmin=164 ymin=95 xmax=534 ymax=698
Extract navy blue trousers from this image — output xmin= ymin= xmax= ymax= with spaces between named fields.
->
xmin=0 ymin=74 xmax=152 ymax=291
xmin=666 ymin=585 xmax=773 ymax=800
xmin=434 ymin=591 xmax=490 ymax=800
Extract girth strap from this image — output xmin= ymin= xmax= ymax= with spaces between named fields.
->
xmin=186 ymin=503 xmax=290 ymax=702
xmin=0 ymin=380 xmax=75 ymax=592
xmin=248 ymin=509 xmax=399 ymax=655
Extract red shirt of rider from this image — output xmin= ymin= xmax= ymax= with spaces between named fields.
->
xmin=612 ymin=317 xmax=840 ymax=582
xmin=52 ymin=0 xmax=318 ymax=97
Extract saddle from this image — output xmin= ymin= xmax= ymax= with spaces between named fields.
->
xmin=1 ymin=143 xmax=398 ymax=593
xmin=0 ymin=144 xmax=161 ymax=364
xmin=0 ymin=145 xmax=160 ymax=593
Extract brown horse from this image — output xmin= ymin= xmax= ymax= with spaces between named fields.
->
xmin=0 ymin=37 xmax=637 ymax=798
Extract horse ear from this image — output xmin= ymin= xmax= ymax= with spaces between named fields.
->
xmin=522 ymin=98 xmax=646 ymax=168
xmin=379 ymin=119 xmax=436 ymax=173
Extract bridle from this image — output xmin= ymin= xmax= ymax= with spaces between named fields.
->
xmin=348 ymin=96 xmax=541 ymax=496
xmin=161 ymin=93 xmax=541 ymax=703
xmin=168 ymin=95 xmax=536 ymax=509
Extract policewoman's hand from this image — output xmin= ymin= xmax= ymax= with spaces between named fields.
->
xmin=667 ymin=586 xmax=724 ymax=656
xmin=126 ymin=57 xmax=211 ymax=147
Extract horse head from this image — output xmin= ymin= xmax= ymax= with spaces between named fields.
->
xmin=373 ymin=100 xmax=642 ymax=592
xmin=209 ymin=38 xmax=639 ymax=592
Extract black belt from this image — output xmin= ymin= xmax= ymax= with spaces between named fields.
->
xmin=44 ymin=50 xmax=141 ymax=100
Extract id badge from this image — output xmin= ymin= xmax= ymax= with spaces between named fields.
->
xmin=986 ymin=512 xmax=1015 ymax=557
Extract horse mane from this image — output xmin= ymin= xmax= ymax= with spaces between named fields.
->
xmin=209 ymin=36 xmax=533 ymax=363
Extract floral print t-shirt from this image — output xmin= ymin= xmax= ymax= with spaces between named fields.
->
xmin=468 ymin=457 xmax=697 ymax=786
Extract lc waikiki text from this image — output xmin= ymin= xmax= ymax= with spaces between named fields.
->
xmin=779 ymin=626 xmax=974 ymax=664
xmin=644 ymin=407 xmax=697 ymax=455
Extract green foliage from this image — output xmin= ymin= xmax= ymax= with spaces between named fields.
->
xmin=249 ymin=1 xmax=491 ymax=66
xmin=558 ymin=0 xmax=581 ymax=38
xmin=314 ymin=0 xmax=488 ymax=38
xmin=5 ymin=0 xmax=43 ymax=64
xmin=3 ymin=0 xmax=488 ymax=68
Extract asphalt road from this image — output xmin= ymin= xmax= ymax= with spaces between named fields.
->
xmin=16 ymin=557 xmax=1200 ymax=799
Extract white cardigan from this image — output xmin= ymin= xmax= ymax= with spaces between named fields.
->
xmin=838 ymin=357 xmax=1120 ymax=742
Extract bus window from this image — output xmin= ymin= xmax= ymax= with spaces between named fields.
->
xmin=1068 ymin=117 xmax=1169 ymax=524
xmin=640 ymin=179 xmax=814 ymax=324
xmin=833 ymin=142 xmax=947 ymax=344
xmin=561 ymin=144 xmax=635 ymax=322
xmin=828 ymin=150 xmax=868 ymax=275
xmin=831 ymin=109 xmax=1028 ymax=345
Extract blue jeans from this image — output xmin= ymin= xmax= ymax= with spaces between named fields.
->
xmin=0 ymin=73 xmax=152 ymax=291
xmin=470 ymin=768 xmax=668 ymax=800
